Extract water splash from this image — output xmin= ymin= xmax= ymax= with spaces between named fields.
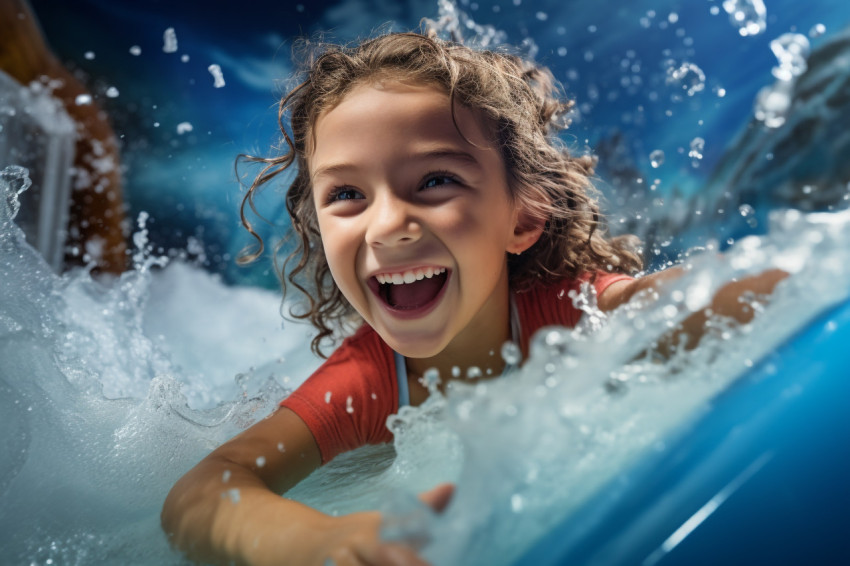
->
xmin=0 ymin=165 xmax=31 ymax=225
xmin=754 ymin=33 xmax=811 ymax=129
xmin=689 ymin=137 xmax=705 ymax=167
xmin=423 ymin=0 xmax=508 ymax=49
xmin=754 ymin=79 xmax=793 ymax=128
xmin=667 ymin=62 xmax=706 ymax=97
xmin=3 ymin=2 xmax=850 ymax=564
xmin=770 ymin=33 xmax=811 ymax=81
xmin=722 ymin=0 xmax=767 ymax=37
xmin=0 ymin=165 xmax=315 ymax=562
xmin=381 ymin=208 xmax=850 ymax=566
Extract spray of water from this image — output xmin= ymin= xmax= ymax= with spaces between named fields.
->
xmin=2 ymin=2 xmax=850 ymax=564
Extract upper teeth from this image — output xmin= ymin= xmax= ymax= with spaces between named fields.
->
xmin=376 ymin=267 xmax=446 ymax=285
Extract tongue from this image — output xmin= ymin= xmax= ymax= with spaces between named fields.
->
xmin=386 ymin=274 xmax=445 ymax=309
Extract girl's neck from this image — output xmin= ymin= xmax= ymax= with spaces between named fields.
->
xmin=405 ymin=287 xmax=514 ymax=394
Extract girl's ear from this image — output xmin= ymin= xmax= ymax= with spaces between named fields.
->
xmin=507 ymin=208 xmax=545 ymax=255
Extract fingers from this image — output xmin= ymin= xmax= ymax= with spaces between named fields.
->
xmin=325 ymin=507 xmax=436 ymax=566
xmin=373 ymin=543 xmax=431 ymax=566
xmin=339 ymin=540 xmax=429 ymax=566
xmin=418 ymin=483 xmax=454 ymax=513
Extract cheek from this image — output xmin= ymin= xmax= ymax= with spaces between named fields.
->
xmin=314 ymin=219 xmax=343 ymax=272
xmin=442 ymin=198 xmax=516 ymax=241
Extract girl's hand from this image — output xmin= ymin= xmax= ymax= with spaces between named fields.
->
xmin=318 ymin=511 xmax=424 ymax=566
xmin=320 ymin=483 xmax=455 ymax=566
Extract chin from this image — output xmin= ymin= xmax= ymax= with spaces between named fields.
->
xmin=383 ymin=332 xmax=447 ymax=359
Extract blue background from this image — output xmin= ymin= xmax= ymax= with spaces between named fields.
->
xmin=28 ymin=0 xmax=850 ymax=286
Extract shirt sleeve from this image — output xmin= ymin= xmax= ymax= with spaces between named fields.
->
xmin=588 ymin=270 xmax=634 ymax=298
xmin=513 ymin=271 xmax=634 ymax=356
xmin=557 ymin=271 xmax=634 ymax=326
xmin=279 ymin=326 xmax=398 ymax=464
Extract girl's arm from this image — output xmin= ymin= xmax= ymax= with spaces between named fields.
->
xmin=598 ymin=267 xmax=789 ymax=351
xmin=161 ymin=407 xmax=430 ymax=566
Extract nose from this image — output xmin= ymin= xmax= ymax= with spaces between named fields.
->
xmin=365 ymin=190 xmax=422 ymax=247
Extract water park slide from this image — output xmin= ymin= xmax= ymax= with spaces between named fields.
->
xmin=515 ymin=297 xmax=850 ymax=565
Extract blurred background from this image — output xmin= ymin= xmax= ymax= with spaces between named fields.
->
xmin=22 ymin=0 xmax=850 ymax=286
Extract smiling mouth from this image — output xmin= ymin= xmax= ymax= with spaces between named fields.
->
xmin=369 ymin=268 xmax=449 ymax=311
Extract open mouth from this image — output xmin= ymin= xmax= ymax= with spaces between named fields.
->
xmin=368 ymin=267 xmax=449 ymax=312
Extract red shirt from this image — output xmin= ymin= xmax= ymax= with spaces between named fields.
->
xmin=280 ymin=272 xmax=631 ymax=463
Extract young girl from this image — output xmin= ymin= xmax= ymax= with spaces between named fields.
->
xmin=161 ymin=32 xmax=785 ymax=566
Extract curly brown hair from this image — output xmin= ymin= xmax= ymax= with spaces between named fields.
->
xmin=238 ymin=31 xmax=643 ymax=356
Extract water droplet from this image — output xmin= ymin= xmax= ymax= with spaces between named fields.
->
xmin=770 ymin=33 xmax=810 ymax=81
xmin=222 ymin=470 xmax=231 ymax=483
xmin=346 ymin=396 xmax=354 ymax=414
xmin=739 ymin=204 xmax=755 ymax=217
xmin=324 ymin=391 xmax=331 ymax=403
xmin=163 ymin=27 xmax=178 ymax=53
xmin=75 ymin=94 xmax=92 ymax=106
xmin=501 ymin=341 xmax=521 ymax=365
xmin=808 ymin=23 xmax=826 ymax=38
xmin=84 ymin=51 xmax=95 ymax=60
xmin=667 ymin=62 xmax=705 ymax=96
xmin=689 ymin=137 xmax=705 ymax=167
xmin=208 ymin=64 xmax=226 ymax=88
xmin=754 ymin=80 xmax=792 ymax=128
xmin=129 ymin=45 xmax=141 ymax=56
xmin=466 ymin=366 xmax=482 ymax=379
xmin=649 ymin=149 xmax=665 ymax=168
xmin=176 ymin=122 xmax=193 ymax=135
xmin=421 ymin=368 xmax=441 ymax=395
xmin=722 ymin=0 xmax=767 ymax=36
xmin=277 ymin=442 xmax=286 ymax=452
xmin=1 ymin=166 xmax=32 ymax=222
xmin=105 ymin=86 xmax=119 ymax=98
xmin=255 ymin=456 xmax=266 ymax=468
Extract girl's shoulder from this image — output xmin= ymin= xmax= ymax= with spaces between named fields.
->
xmin=515 ymin=271 xmax=633 ymax=302
xmin=281 ymin=324 xmax=399 ymax=463
xmin=313 ymin=323 xmax=395 ymax=376
xmin=513 ymin=271 xmax=634 ymax=352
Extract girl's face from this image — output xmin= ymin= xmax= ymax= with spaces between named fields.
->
xmin=310 ymin=81 xmax=538 ymax=359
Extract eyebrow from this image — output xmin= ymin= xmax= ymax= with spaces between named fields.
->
xmin=311 ymin=148 xmax=482 ymax=182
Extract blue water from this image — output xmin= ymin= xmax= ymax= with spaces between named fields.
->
xmin=3 ymin=1 xmax=850 ymax=564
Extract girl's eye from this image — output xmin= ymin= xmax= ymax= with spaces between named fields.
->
xmin=327 ymin=187 xmax=362 ymax=203
xmin=422 ymin=174 xmax=458 ymax=189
